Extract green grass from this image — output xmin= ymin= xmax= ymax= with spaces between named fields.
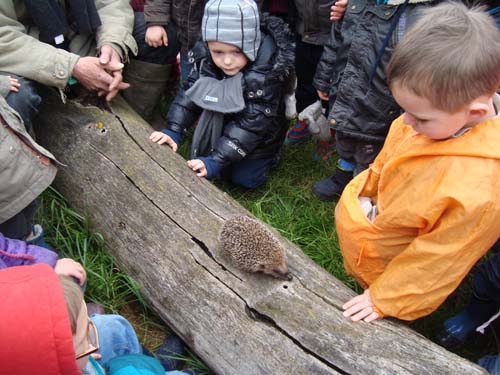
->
xmin=38 ymin=135 xmax=498 ymax=370
xmin=37 ymin=188 xmax=211 ymax=373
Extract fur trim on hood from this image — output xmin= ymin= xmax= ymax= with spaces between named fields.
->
xmin=259 ymin=13 xmax=295 ymax=82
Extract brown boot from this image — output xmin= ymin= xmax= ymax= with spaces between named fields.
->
xmin=122 ymin=59 xmax=172 ymax=122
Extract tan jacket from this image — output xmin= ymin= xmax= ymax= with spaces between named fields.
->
xmin=0 ymin=96 xmax=57 ymax=223
xmin=0 ymin=0 xmax=138 ymax=89
xmin=336 ymin=103 xmax=500 ymax=321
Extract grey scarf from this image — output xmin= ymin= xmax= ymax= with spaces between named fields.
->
xmin=186 ymin=72 xmax=245 ymax=158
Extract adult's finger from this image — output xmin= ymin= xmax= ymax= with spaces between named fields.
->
xmin=99 ymin=45 xmax=113 ymax=65
xmin=108 ymin=70 xmax=123 ymax=92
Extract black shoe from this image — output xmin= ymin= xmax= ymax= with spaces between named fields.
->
xmin=434 ymin=327 xmax=466 ymax=351
xmin=312 ymin=169 xmax=353 ymax=201
xmin=155 ymin=332 xmax=186 ymax=370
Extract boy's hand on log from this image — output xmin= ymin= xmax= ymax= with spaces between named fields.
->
xmin=331 ymin=0 xmax=349 ymax=21
xmin=187 ymin=159 xmax=207 ymax=177
xmin=55 ymin=258 xmax=87 ymax=286
xmin=317 ymin=90 xmax=329 ymax=101
xmin=145 ymin=26 xmax=169 ymax=48
xmin=149 ymin=131 xmax=178 ymax=152
xmin=343 ymin=289 xmax=380 ymax=323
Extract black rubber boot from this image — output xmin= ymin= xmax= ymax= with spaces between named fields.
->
xmin=312 ymin=168 xmax=353 ymax=201
xmin=122 ymin=59 xmax=172 ymax=122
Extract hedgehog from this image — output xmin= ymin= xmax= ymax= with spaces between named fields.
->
xmin=218 ymin=215 xmax=292 ymax=281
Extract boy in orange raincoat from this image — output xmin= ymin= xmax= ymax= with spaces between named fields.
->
xmin=336 ymin=2 xmax=500 ymax=322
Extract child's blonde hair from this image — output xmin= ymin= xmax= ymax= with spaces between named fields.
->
xmin=387 ymin=2 xmax=500 ymax=112
xmin=59 ymin=275 xmax=84 ymax=334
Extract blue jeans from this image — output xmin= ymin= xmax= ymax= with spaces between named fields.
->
xmin=133 ymin=12 xmax=180 ymax=65
xmin=90 ymin=314 xmax=142 ymax=365
xmin=5 ymin=76 xmax=41 ymax=133
xmin=466 ymin=251 xmax=500 ymax=322
xmin=227 ymin=157 xmax=278 ymax=189
xmin=479 ymin=354 xmax=500 ymax=375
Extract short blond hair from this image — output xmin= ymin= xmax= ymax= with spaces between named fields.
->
xmin=59 ymin=275 xmax=84 ymax=334
xmin=387 ymin=2 xmax=500 ymax=112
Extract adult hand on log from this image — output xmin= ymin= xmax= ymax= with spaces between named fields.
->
xmin=72 ymin=53 xmax=129 ymax=102
xmin=342 ymin=289 xmax=380 ymax=323
xmin=99 ymin=45 xmax=128 ymax=101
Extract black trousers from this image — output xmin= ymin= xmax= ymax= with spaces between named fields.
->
xmin=0 ymin=200 xmax=37 ymax=240
xmin=294 ymin=38 xmax=324 ymax=113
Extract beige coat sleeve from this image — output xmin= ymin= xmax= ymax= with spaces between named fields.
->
xmin=0 ymin=76 xmax=11 ymax=98
xmin=0 ymin=2 xmax=80 ymax=89
xmin=94 ymin=0 xmax=138 ymax=60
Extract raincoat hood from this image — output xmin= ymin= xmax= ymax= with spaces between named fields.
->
xmin=0 ymin=264 xmax=81 ymax=375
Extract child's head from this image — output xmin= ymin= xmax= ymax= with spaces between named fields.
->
xmin=202 ymin=0 xmax=261 ymax=75
xmin=60 ymin=275 xmax=97 ymax=370
xmin=387 ymin=2 xmax=500 ymax=139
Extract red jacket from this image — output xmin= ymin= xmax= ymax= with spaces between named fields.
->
xmin=0 ymin=264 xmax=81 ymax=375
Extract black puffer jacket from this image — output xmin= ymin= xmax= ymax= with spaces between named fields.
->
xmin=165 ymin=15 xmax=294 ymax=168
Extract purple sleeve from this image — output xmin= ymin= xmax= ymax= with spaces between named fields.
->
xmin=0 ymin=233 xmax=58 ymax=269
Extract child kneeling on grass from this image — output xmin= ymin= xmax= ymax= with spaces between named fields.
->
xmin=336 ymin=2 xmax=500 ymax=323
xmin=150 ymin=0 xmax=294 ymax=189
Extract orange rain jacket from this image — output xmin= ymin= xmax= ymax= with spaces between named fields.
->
xmin=336 ymin=109 xmax=500 ymax=321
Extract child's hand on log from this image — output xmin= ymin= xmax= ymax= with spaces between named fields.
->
xmin=55 ymin=258 xmax=87 ymax=286
xmin=342 ymin=289 xmax=380 ymax=323
xmin=149 ymin=131 xmax=178 ymax=152
xmin=187 ymin=159 xmax=207 ymax=177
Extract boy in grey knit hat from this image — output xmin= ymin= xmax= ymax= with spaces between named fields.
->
xmin=150 ymin=0 xmax=295 ymax=188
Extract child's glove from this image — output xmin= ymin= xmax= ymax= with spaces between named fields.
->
xmin=283 ymin=74 xmax=298 ymax=120
xmin=298 ymin=101 xmax=331 ymax=142
xmin=284 ymin=92 xmax=297 ymax=120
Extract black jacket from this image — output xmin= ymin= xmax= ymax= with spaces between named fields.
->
xmin=290 ymin=0 xmax=336 ymax=46
xmin=313 ymin=0 xmax=436 ymax=142
xmin=144 ymin=0 xmax=205 ymax=55
xmin=165 ymin=15 xmax=294 ymax=168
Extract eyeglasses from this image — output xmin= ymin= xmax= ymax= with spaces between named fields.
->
xmin=75 ymin=319 xmax=100 ymax=360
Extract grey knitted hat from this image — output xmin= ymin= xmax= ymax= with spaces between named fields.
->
xmin=202 ymin=0 xmax=261 ymax=61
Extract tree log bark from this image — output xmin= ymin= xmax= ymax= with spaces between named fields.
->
xmin=36 ymin=90 xmax=487 ymax=375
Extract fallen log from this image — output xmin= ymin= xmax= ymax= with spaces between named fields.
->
xmin=36 ymin=89 xmax=487 ymax=375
